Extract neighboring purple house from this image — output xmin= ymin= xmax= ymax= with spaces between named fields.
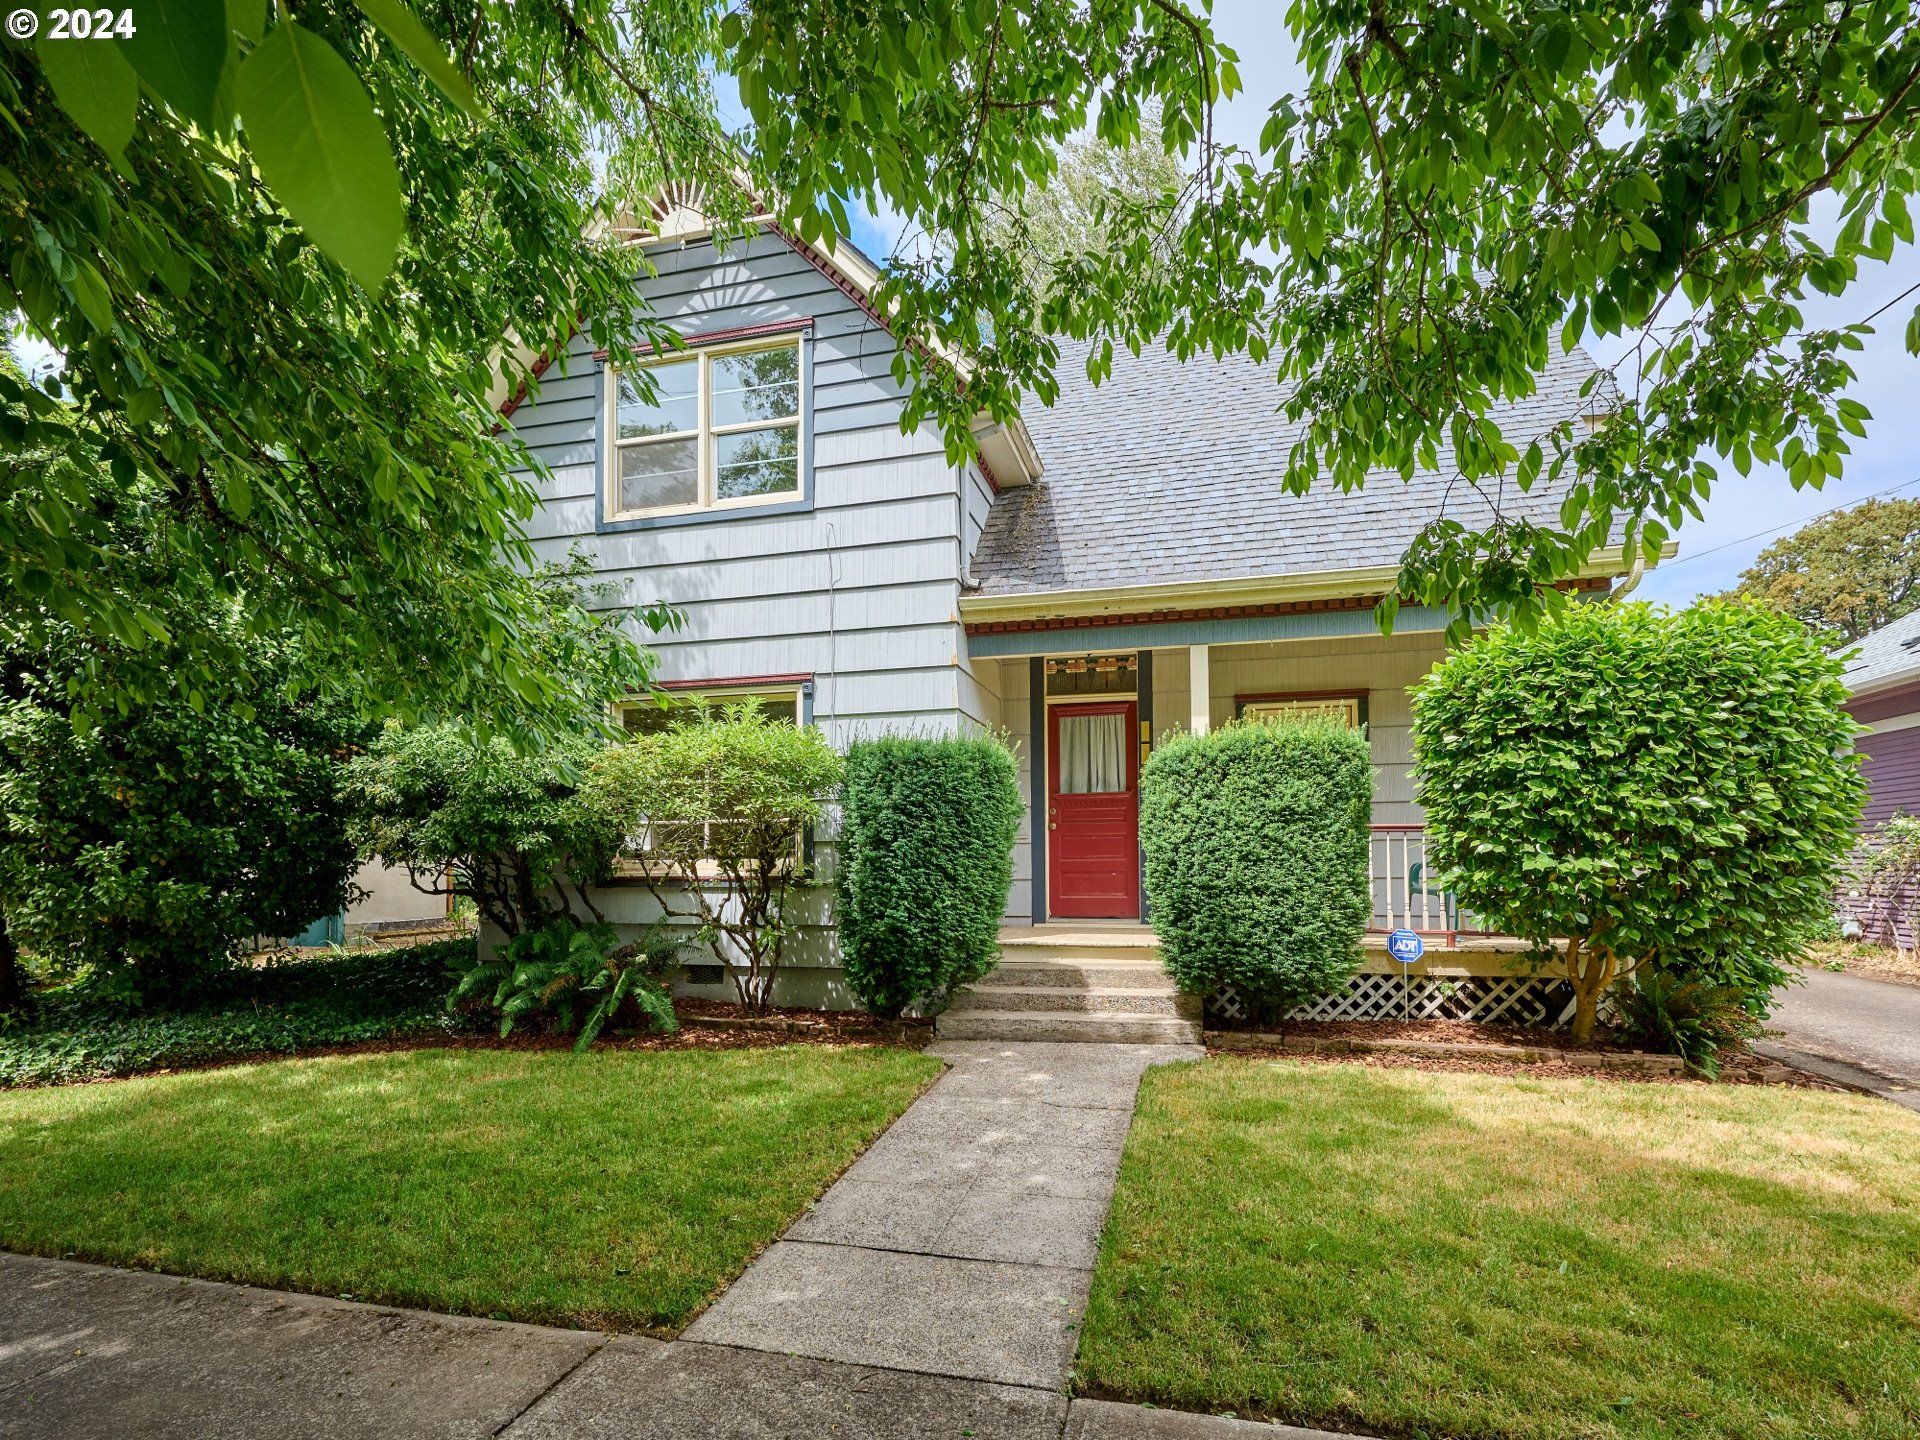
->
xmin=1841 ymin=609 xmax=1920 ymax=947
xmin=1844 ymin=608 xmax=1920 ymax=827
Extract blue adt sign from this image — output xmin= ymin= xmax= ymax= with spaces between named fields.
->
xmin=1386 ymin=928 xmax=1424 ymax=964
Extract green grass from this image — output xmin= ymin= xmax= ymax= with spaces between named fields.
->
xmin=1079 ymin=1058 xmax=1920 ymax=1440
xmin=0 ymin=1043 xmax=940 ymax=1332
xmin=0 ymin=939 xmax=480 ymax=1086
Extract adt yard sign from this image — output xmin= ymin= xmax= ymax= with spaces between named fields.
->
xmin=1387 ymin=928 xmax=1424 ymax=964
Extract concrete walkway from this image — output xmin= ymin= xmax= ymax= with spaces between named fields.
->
xmin=2 ymin=1041 xmax=1367 ymax=1438
xmin=1757 ymin=968 xmax=1920 ymax=1111
xmin=685 ymin=1040 xmax=1197 ymax=1389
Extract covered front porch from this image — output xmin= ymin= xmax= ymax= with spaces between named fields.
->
xmin=966 ymin=604 xmax=1477 ymax=935
xmin=955 ymin=611 xmax=1577 ymax=1033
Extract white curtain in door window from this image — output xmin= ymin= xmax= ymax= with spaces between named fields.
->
xmin=1059 ymin=713 xmax=1128 ymax=793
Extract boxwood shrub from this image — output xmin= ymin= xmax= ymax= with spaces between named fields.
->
xmin=1140 ymin=717 xmax=1372 ymax=1016
xmin=836 ymin=734 xmax=1022 ymax=1018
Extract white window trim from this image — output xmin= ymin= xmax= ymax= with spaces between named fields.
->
xmin=611 ymin=684 xmax=810 ymax=879
xmin=605 ymin=335 xmax=805 ymax=521
xmin=612 ymin=683 xmax=807 ymax=734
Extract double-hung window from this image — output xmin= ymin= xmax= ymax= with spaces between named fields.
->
xmin=614 ymin=684 xmax=803 ymax=736
xmin=611 ymin=684 xmax=809 ymax=874
xmin=607 ymin=336 xmax=803 ymax=519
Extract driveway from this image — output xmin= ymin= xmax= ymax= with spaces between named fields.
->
xmin=1759 ymin=968 xmax=1920 ymax=1110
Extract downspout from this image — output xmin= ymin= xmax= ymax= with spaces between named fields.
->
xmin=823 ymin=521 xmax=839 ymax=737
xmin=1611 ymin=547 xmax=1648 ymax=601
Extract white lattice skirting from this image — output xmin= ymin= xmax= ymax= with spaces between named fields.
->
xmin=1208 ymin=972 xmax=1575 ymax=1028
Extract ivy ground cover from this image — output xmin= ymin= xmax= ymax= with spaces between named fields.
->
xmin=0 ymin=1045 xmax=939 ymax=1332
xmin=1079 ymin=1058 xmax=1920 ymax=1440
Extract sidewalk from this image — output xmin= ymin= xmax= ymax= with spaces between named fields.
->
xmin=1 ymin=1041 xmax=1365 ymax=1439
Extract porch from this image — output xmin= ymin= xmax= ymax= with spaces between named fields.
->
xmin=951 ymin=623 xmax=1577 ymax=1039
xmin=969 ymin=622 xmax=1468 ymax=928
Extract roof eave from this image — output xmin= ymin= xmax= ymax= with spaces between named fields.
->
xmin=970 ymin=412 xmax=1044 ymax=487
xmin=1847 ymin=659 xmax=1920 ymax=700
xmin=958 ymin=545 xmax=1657 ymax=624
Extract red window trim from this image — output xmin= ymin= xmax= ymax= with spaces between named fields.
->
xmin=592 ymin=318 xmax=814 ymax=362
xmin=656 ymin=672 xmax=813 ymax=692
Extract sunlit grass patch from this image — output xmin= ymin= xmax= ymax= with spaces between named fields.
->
xmin=1079 ymin=1058 xmax=1920 ymax=1440
xmin=0 ymin=1043 xmax=940 ymax=1332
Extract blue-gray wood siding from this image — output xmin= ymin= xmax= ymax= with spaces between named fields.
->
xmin=510 ymin=229 xmax=979 ymax=747
xmin=506 ymin=228 xmax=997 ymax=983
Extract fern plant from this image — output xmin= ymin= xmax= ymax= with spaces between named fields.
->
xmin=1610 ymin=970 xmax=1762 ymax=1078
xmin=449 ymin=921 xmax=678 ymax=1051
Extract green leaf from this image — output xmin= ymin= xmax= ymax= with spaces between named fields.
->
xmin=118 ymin=0 xmax=232 ymax=129
xmin=236 ymin=21 xmax=405 ymax=291
xmin=351 ymin=0 xmax=478 ymax=112
xmin=227 ymin=0 xmax=266 ymax=44
xmin=38 ymin=34 xmax=140 ymax=166
xmin=65 ymin=262 xmax=114 ymax=332
xmin=125 ymin=388 xmax=163 ymax=426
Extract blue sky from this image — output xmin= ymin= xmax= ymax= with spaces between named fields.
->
xmin=841 ymin=0 xmax=1920 ymax=608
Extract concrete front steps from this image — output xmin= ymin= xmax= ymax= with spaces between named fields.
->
xmin=935 ymin=925 xmax=1203 ymax=1044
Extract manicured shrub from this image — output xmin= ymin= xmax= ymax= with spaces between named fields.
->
xmin=341 ymin=722 xmax=624 ymax=938
xmin=1140 ymin=717 xmax=1373 ymax=1016
xmin=1412 ymin=601 xmax=1865 ymax=1041
xmin=836 ymin=734 xmax=1023 ymax=1018
xmin=586 ymin=703 xmax=842 ymax=1012
xmin=0 ymin=938 xmax=478 ymax=1086
xmin=0 ymin=633 xmax=362 ymax=1006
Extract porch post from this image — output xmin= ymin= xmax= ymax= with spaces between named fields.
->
xmin=1188 ymin=643 xmax=1211 ymax=735
xmin=1029 ymin=656 xmax=1046 ymax=924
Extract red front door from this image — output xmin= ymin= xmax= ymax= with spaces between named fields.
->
xmin=1047 ymin=700 xmax=1140 ymax=918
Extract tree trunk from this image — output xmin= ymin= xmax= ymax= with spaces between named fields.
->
xmin=1565 ymin=934 xmax=1617 ymax=1045
xmin=0 ymin=906 xmax=27 ymax=1015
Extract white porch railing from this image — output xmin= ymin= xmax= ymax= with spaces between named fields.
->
xmin=1368 ymin=824 xmax=1490 ymax=939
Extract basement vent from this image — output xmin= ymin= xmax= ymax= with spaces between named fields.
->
xmin=683 ymin=964 xmax=726 ymax=987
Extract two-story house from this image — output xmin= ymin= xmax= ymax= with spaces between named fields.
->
xmin=502 ymin=203 xmax=1635 ymax=1034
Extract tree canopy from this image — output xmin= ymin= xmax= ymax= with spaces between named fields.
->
xmin=10 ymin=0 xmax=1920 ymax=713
xmin=5 ymin=0 xmax=715 ymax=731
xmin=1727 ymin=497 xmax=1920 ymax=646
xmin=738 ymin=0 xmax=1920 ymax=635
xmin=981 ymin=102 xmax=1188 ymax=300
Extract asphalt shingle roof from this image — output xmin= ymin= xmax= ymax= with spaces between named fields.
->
xmin=974 ymin=341 xmax=1610 ymax=596
xmin=1841 ymin=607 xmax=1920 ymax=691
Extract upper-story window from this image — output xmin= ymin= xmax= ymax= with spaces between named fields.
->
xmin=607 ymin=336 xmax=803 ymax=519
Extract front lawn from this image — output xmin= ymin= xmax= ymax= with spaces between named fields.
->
xmin=0 ymin=1044 xmax=940 ymax=1332
xmin=1079 ymin=1058 xmax=1920 ymax=1440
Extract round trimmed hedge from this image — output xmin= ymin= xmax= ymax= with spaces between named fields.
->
xmin=1411 ymin=599 xmax=1865 ymax=1041
xmin=1140 ymin=717 xmax=1373 ymax=1015
xmin=836 ymin=734 xmax=1022 ymax=1018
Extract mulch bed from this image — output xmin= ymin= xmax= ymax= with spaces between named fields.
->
xmin=1227 ymin=1044 xmax=1846 ymax=1090
xmin=673 ymin=996 xmax=931 ymax=1042
xmin=1208 ymin=1018 xmax=1847 ymax=1091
